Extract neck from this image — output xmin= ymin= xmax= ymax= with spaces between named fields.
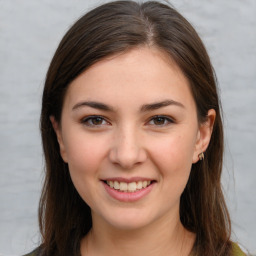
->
xmin=81 ymin=212 xmax=195 ymax=256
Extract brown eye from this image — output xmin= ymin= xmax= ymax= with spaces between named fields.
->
xmin=91 ymin=117 xmax=104 ymax=125
xmin=153 ymin=117 xmax=166 ymax=125
xmin=148 ymin=116 xmax=174 ymax=126
xmin=82 ymin=116 xmax=109 ymax=127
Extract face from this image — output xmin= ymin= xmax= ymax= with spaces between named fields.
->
xmin=52 ymin=47 xmax=215 ymax=231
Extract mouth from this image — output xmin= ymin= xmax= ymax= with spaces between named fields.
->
xmin=103 ymin=180 xmax=155 ymax=193
xmin=102 ymin=178 xmax=156 ymax=202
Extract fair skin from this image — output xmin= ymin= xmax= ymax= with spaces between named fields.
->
xmin=51 ymin=47 xmax=215 ymax=256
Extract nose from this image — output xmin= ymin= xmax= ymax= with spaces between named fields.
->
xmin=108 ymin=126 xmax=147 ymax=170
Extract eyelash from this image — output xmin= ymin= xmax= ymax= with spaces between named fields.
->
xmin=81 ymin=115 xmax=110 ymax=127
xmin=81 ymin=115 xmax=175 ymax=128
xmin=147 ymin=115 xmax=175 ymax=126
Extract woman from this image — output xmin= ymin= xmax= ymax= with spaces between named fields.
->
xmin=26 ymin=1 xmax=246 ymax=255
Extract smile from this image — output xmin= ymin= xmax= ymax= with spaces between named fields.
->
xmin=102 ymin=178 xmax=156 ymax=202
xmin=106 ymin=180 xmax=152 ymax=192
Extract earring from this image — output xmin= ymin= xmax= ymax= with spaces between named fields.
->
xmin=198 ymin=152 xmax=204 ymax=161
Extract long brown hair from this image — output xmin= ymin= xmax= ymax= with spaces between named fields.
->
xmin=39 ymin=1 xmax=231 ymax=255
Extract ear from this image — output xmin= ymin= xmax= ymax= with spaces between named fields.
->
xmin=192 ymin=109 xmax=216 ymax=163
xmin=50 ymin=116 xmax=68 ymax=163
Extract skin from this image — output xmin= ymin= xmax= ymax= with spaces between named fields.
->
xmin=51 ymin=47 xmax=215 ymax=256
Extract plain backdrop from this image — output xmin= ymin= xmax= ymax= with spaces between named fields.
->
xmin=0 ymin=0 xmax=255 ymax=255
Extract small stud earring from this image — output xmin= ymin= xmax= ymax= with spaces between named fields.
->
xmin=198 ymin=152 xmax=204 ymax=161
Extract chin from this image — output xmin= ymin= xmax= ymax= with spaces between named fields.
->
xmin=109 ymin=218 xmax=150 ymax=231
xmin=100 ymin=208 xmax=157 ymax=231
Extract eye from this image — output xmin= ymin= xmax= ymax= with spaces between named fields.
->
xmin=81 ymin=116 xmax=110 ymax=127
xmin=148 ymin=115 xmax=174 ymax=126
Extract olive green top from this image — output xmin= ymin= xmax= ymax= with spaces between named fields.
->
xmin=232 ymin=243 xmax=247 ymax=256
xmin=24 ymin=242 xmax=247 ymax=256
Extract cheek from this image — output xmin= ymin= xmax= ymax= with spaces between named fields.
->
xmin=65 ymin=135 xmax=109 ymax=206
xmin=65 ymin=133 xmax=108 ymax=174
xmin=149 ymin=132 xmax=196 ymax=175
xmin=149 ymin=133 xmax=197 ymax=204
xmin=148 ymin=131 xmax=194 ymax=158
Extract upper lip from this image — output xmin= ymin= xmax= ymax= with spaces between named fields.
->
xmin=102 ymin=177 xmax=155 ymax=183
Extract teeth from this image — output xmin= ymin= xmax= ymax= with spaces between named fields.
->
xmin=120 ymin=182 xmax=127 ymax=191
xmin=142 ymin=181 xmax=147 ymax=188
xmin=106 ymin=180 xmax=152 ymax=192
xmin=109 ymin=181 xmax=114 ymax=188
xmin=137 ymin=181 xmax=142 ymax=189
xmin=114 ymin=181 xmax=120 ymax=190
xmin=128 ymin=182 xmax=136 ymax=192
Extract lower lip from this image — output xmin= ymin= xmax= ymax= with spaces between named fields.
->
xmin=102 ymin=182 xmax=154 ymax=202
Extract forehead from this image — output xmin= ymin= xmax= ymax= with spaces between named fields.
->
xmin=64 ymin=47 xmax=195 ymax=110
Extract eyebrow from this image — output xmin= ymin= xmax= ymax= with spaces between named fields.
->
xmin=72 ymin=101 xmax=114 ymax=111
xmin=140 ymin=100 xmax=185 ymax=112
xmin=72 ymin=99 xmax=185 ymax=112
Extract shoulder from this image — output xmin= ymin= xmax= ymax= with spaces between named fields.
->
xmin=232 ymin=242 xmax=247 ymax=256
xmin=23 ymin=247 xmax=42 ymax=256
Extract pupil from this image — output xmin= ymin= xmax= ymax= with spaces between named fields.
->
xmin=154 ymin=117 xmax=164 ymax=125
xmin=93 ymin=117 xmax=103 ymax=125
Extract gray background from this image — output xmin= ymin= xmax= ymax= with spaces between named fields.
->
xmin=0 ymin=0 xmax=255 ymax=255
